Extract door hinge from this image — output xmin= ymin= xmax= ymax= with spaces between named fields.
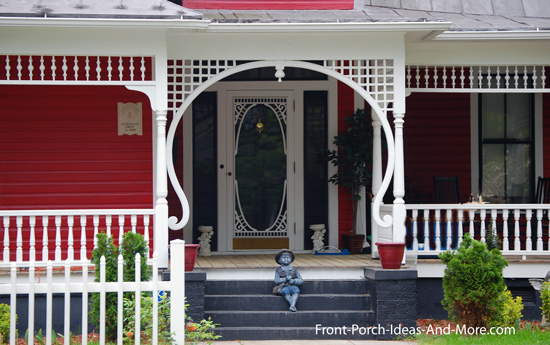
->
xmin=293 ymin=161 xmax=296 ymax=173
xmin=294 ymin=223 xmax=296 ymax=234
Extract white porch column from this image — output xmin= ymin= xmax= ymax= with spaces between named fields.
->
xmin=155 ymin=109 xmax=169 ymax=268
xmin=392 ymin=112 xmax=407 ymax=243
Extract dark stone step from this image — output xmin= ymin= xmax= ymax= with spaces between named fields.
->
xmin=205 ymin=294 xmax=371 ymax=311
xmin=206 ymin=310 xmax=375 ymax=328
xmin=205 ymin=280 xmax=369 ymax=295
xmin=214 ymin=326 xmax=379 ymax=340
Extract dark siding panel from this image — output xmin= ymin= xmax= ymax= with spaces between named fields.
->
xmin=0 ymin=85 xmax=153 ymax=210
xmin=544 ymin=93 xmax=550 ymax=178
xmin=404 ymin=93 xmax=471 ymax=203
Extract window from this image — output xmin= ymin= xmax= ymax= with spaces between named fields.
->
xmin=479 ymin=93 xmax=534 ymax=203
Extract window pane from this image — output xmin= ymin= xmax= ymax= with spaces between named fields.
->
xmin=506 ymin=144 xmax=532 ymax=203
xmin=482 ymin=144 xmax=505 ymax=203
xmin=482 ymin=94 xmax=505 ymax=139
xmin=506 ymin=94 xmax=531 ymax=140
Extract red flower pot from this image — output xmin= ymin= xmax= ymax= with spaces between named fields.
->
xmin=375 ymin=242 xmax=405 ymax=269
xmin=185 ymin=244 xmax=201 ymax=271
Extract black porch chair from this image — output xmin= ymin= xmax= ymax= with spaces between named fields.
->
xmin=535 ymin=177 xmax=550 ymax=204
xmin=433 ymin=175 xmax=460 ymax=204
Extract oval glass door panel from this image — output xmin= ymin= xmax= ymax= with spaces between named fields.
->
xmin=234 ymin=100 xmax=287 ymax=236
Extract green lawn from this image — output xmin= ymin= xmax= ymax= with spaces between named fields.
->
xmin=414 ymin=326 xmax=550 ymax=345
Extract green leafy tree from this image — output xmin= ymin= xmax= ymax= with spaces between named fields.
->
xmin=439 ymin=233 xmax=509 ymax=329
xmin=325 ymin=108 xmax=373 ymax=233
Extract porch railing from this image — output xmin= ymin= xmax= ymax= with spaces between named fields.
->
xmin=405 ymin=204 xmax=550 ymax=257
xmin=0 ymin=209 xmax=155 ymax=264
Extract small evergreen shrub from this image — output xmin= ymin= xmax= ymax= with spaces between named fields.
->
xmin=491 ymin=289 xmax=524 ymax=328
xmin=439 ymin=233 xmax=509 ymax=329
xmin=90 ymin=231 xmax=150 ymax=340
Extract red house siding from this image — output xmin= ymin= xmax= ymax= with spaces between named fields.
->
xmin=404 ymin=93 xmax=471 ymax=203
xmin=0 ymin=85 xmax=154 ymax=210
xmin=181 ymin=0 xmax=353 ymax=10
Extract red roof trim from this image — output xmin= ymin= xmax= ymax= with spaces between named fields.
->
xmin=181 ymin=0 xmax=354 ymax=10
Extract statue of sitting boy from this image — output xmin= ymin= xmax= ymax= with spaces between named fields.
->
xmin=274 ymin=249 xmax=303 ymax=312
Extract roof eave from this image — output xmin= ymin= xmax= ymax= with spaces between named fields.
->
xmin=435 ymin=30 xmax=550 ymax=40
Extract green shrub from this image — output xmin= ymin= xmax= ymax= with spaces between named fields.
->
xmin=491 ymin=289 xmax=523 ymax=328
xmin=123 ymin=292 xmax=172 ymax=344
xmin=90 ymin=231 xmax=150 ymax=340
xmin=541 ymin=281 xmax=550 ymax=320
xmin=185 ymin=301 xmax=221 ymax=344
xmin=439 ymin=233 xmax=509 ymax=329
xmin=0 ymin=303 xmax=14 ymax=341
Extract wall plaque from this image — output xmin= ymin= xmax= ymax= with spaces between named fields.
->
xmin=118 ymin=102 xmax=143 ymax=136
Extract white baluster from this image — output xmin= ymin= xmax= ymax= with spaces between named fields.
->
xmin=445 ymin=209 xmax=452 ymax=249
xmin=514 ymin=66 xmax=519 ymax=89
xmin=16 ymin=55 xmax=22 ymax=80
xmin=117 ymin=254 xmax=124 ymax=343
xmin=99 ymin=256 xmax=106 ymax=345
xmin=460 ymin=66 xmax=465 ymax=88
xmin=144 ymin=215 xmax=150 ymax=255
xmin=140 ymin=56 xmax=146 ymax=81
xmin=5 ymin=55 xmax=10 ymax=80
xmin=107 ymin=56 xmax=113 ymax=81
xmin=532 ymin=66 xmax=538 ymax=88
xmin=468 ymin=209 xmax=475 ymax=237
xmin=40 ymin=55 xmax=45 ymax=80
xmin=62 ymin=56 xmax=68 ymax=80
xmin=51 ymin=56 xmax=56 ymax=80
xmin=96 ymin=56 xmax=101 ymax=81
xmin=28 ymin=261 xmax=35 ymax=342
xmin=495 ymin=66 xmax=501 ymax=89
xmin=42 ymin=216 xmax=49 ymax=261
xmin=505 ymin=66 xmax=510 ymax=88
xmin=74 ymin=56 xmax=79 ymax=80
xmin=415 ymin=65 xmax=421 ymax=87
xmin=523 ymin=66 xmax=529 ymax=88
xmin=46 ymin=260 xmax=53 ymax=344
xmin=433 ymin=66 xmax=439 ymax=88
xmin=55 ymin=215 xmax=62 ymax=261
xmin=514 ymin=209 xmax=521 ymax=251
xmin=526 ymin=209 xmax=533 ymax=251
xmin=81 ymin=262 xmax=89 ymax=345
xmin=28 ymin=55 xmax=34 ymax=80
xmin=477 ymin=66 xmax=483 ymax=88
xmin=480 ymin=209 xmax=487 ymax=243
xmin=442 ymin=66 xmax=447 ymax=88
xmin=435 ymin=209 xmax=441 ymax=251
xmin=131 ymin=214 xmax=137 ymax=234
xmin=423 ymin=209 xmax=429 ymax=251
xmin=93 ymin=214 xmax=99 ymax=248
xmin=424 ymin=66 xmax=430 ymax=88
xmin=106 ymin=215 xmax=112 ymax=238
xmin=541 ymin=67 xmax=546 ymax=89
xmin=412 ymin=209 xmax=419 ymax=251
xmin=491 ymin=209 xmax=498 ymax=244
xmin=118 ymin=214 xmax=125 ymax=245
xmin=67 ymin=215 xmax=74 ymax=261
xmin=135 ymin=253 xmax=142 ymax=345
xmin=130 ymin=56 xmax=135 ymax=81
xmin=80 ymin=215 xmax=87 ymax=260
xmin=536 ymin=209 xmax=543 ymax=251
xmin=502 ymin=209 xmax=509 ymax=251
xmin=469 ymin=66 xmax=474 ymax=88
xmin=3 ymin=216 xmax=10 ymax=262
xmin=29 ymin=216 xmax=36 ymax=262
xmin=85 ymin=56 xmax=90 ymax=81
xmin=118 ymin=56 xmax=124 ymax=81
xmin=16 ymin=216 xmax=23 ymax=262
xmin=457 ymin=209 xmax=464 ymax=247
xmin=451 ymin=66 xmax=456 ymax=88
xmin=406 ymin=65 xmax=411 ymax=88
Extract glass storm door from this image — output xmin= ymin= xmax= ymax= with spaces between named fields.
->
xmin=225 ymin=92 xmax=294 ymax=250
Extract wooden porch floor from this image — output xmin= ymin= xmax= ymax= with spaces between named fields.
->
xmin=195 ymin=253 xmax=382 ymax=270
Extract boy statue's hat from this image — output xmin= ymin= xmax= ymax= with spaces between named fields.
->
xmin=275 ymin=249 xmax=295 ymax=264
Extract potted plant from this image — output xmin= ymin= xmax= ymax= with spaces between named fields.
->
xmin=325 ymin=108 xmax=373 ymax=254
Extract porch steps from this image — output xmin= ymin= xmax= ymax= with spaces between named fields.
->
xmin=204 ymin=280 xmax=375 ymax=340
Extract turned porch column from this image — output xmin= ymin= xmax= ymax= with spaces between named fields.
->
xmin=392 ymin=112 xmax=407 ymax=243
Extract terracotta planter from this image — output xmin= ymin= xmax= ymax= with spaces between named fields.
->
xmin=184 ymin=244 xmax=201 ymax=272
xmin=342 ymin=233 xmax=365 ymax=254
xmin=375 ymin=242 xmax=405 ymax=269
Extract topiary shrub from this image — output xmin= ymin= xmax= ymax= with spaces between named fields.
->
xmin=439 ymin=233 xmax=509 ymax=329
xmin=541 ymin=281 xmax=550 ymax=322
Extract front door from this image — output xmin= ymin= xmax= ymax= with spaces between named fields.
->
xmin=221 ymin=91 xmax=296 ymax=250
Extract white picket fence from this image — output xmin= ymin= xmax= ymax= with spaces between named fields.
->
xmin=0 ymin=240 xmax=187 ymax=345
